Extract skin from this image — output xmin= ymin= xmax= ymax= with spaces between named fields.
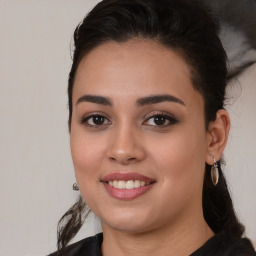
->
xmin=70 ymin=39 xmax=230 ymax=256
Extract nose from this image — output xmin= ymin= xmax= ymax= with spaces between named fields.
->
xmin=107 ymin=125 xmax=146 ymax=165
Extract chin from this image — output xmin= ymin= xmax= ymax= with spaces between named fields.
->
xmin=100 ymin=209 xmax=156 ymax=234
xmin=104 ymin=221 xmax=154 ymax=234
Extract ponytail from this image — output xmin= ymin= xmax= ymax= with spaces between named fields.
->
xmin=57 ymin=196 xmax=89 ymax=255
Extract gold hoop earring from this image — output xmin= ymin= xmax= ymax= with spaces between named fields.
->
xmin=211 ymin=158 xmax=219 ymax=186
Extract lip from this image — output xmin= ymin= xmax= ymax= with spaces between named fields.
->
xmin=103 ymin=183 xmax=154 ymax=200
xmin=101 ymin=172 xmax=156 ymax=200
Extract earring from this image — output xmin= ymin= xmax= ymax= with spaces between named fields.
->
xmin=73 ymin=183 xmax=79 ymax=191
xmin=211 ymin=158 xmax=219 ymax=186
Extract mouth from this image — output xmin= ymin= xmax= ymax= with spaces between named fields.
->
xmin=107 ymin=180 xmax=153 ymax=189
xmin=101 ymin=172 xmax=156 ymax=200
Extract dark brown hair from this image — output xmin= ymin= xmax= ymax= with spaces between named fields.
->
xmin=57 ymin=0 xmax=244 ymax=254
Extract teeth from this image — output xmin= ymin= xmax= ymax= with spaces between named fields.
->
xmin=125 ymin=180 xmax=134 ymax=189
xmin=134 ymin=180 xmax=140 ymax=188
xmin=108 ymin=180 xmax=150 ymax=189
xmin=118 ymin=180 xmax=126 ymax=189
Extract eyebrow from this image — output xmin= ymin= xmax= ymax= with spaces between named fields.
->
xmin=76 ymin=95 xmax=112 ymax=106
xmin=136 ymin=94 xmax=185 ymax=106
xmin=76 ymin=94 xmax=185 ymax=107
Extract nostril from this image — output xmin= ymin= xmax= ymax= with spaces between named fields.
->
xmin=127 ymin=157 xmax=136 ymax=162
xmin=108 ymin=156 xmax=137 ymax=164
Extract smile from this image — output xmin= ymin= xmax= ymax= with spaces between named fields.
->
xmin=101 ymin=172 xmax=156 ymax=200
xmin=107 ymin=180 xmax=151 ymax=189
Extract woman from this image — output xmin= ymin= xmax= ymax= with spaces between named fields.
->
xmin=49 ymin=0 xmax=256 ymax=255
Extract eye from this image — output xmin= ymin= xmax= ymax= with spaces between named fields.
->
xmin=144 ymin=113 xmax=177 ymax=127
xmin=80 ymin=114 xmax=111 ymax=127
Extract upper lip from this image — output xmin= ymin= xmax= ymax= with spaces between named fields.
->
xmin=101 ymin=172 xmax=155 ymax=183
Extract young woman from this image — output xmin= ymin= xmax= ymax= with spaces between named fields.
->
xmin=49 ymin=0 xmax=256 ymax=255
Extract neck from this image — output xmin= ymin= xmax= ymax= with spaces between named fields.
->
xmin=101 ymin=213 xmax=214 ymax=256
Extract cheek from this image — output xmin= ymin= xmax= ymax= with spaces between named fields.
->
xmin=149 ymin=124 xmax=207 ymax=198
xmin=70 ymin=127 xmax=105 ymax=182
xmin=70 ymin=129 xmax=108 ymax=210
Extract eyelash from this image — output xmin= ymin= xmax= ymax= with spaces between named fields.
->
xmin=80 ymin=112 xmax=178 ymax=128
xmin=143 ymin=113 xmax=178 ymax=127
xmin=80 ymin=113 xmax=111 ymax=128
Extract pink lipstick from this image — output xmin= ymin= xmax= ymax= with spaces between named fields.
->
xmin=101 ymin=172 xmax=156 ymax=200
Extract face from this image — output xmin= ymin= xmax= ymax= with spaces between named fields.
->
xmin=70 ymin=39 xmax=210 ymax=234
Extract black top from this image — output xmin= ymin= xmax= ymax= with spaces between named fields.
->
xmin=48 ymin=232 xmax=256 ymax=256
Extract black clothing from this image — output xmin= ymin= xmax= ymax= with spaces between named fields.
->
xmin=190 ymin=232 xmax=256 ymax=256
xmin=48 ymin=232 xmax=256 ymax=256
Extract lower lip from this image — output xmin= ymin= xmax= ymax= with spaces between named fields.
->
xmin=103 ymin=182 xmax=154 ymax=200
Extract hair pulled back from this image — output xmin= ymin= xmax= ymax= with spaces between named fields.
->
xmin=57 ymin=0 xmax=244 ymax=254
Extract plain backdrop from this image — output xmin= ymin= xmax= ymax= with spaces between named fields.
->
xmin=0 ymin=1 xmax=255 ymax=255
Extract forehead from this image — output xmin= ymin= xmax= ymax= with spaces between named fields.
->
xmin=73 ymin=39 xmax=202 ymax=107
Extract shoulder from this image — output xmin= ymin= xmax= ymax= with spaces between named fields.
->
xmin=47 ymin=233 xmax=103 ymax=256
xmin=191 ymin=232 xmax=256 ymax=256
xmin=227 ymin=237 xmax=256 ymax=256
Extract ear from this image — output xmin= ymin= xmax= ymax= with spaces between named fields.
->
xmin=205 ymin=109 xmax=230 ymax=165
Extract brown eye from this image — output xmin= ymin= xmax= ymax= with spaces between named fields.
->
xmin=81 ymin=114 xmax=111 ymax=127
xmin=153 ymin=116 xmax=167 ymax=125
xmin=90 ymin=115 xmax=105 ymax=125
xmin=144 ymin=114 xmax=177 ymax=127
